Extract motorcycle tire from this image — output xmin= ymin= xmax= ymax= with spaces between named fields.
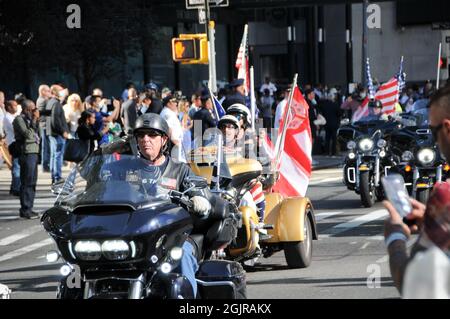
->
xmin=283 ymin=214 xmax=313 ymax=269
xmin=416 ymin=188 xmax=430 ymax=204
xmin=360 ymin=171 xmax=376 ymax=208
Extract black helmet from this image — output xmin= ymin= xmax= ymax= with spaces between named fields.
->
xmin=134 ymin=113 xmax=170 ymax=137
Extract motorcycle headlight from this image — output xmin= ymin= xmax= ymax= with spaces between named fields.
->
xmin=347 ymin=141 xmax=356 ymax=150
xmin=377 ymin=139 xmax=387 ymax=148
xmin=417 ymin=148 xmax=436 ymax=165
xmin=74 ymin=241 xmax=102 ymax=261
xmin=348 ymin=152 xmax=356 ymax=160
xmin=169 ymin=247 xmax=183 ymax=261
xmin=358 ymin=138 xmax=374 ymax=152
xmin=101 ymin=240 xmax=130 ymax=261
xmin=402 ymin=151 xmax=414 ymax=162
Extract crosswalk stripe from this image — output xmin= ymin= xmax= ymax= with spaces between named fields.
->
xmin=0 ymin=239 xmax=53 ymax=263
xmin=309 ymin=177 xmax=342 ymax=186
xmin=320 ymin=209 xmax=388 ymax=238
xmin=0 ymin=225 xmax=43 ymax=246
xmin=315 ymin=211 xmax=344 ymax=222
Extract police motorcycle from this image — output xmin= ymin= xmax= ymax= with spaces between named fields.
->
xmin=389 ymin=108 xmax=450 ymax=203
xmin=42 ymin=137 xmax=246 ymax=299
xmin=189 ymin=129 xmax=318 ymax=269
xmin=338 ymin=106 xmax=401 ymax=207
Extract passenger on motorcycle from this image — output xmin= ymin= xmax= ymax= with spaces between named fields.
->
xmin=133 ymin=113 xmax=211 ymax=297
xmin=217 ymin=115 xmax=269 ymax=240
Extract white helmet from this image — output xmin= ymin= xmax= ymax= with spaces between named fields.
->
xmin=227 ymin=103 xmax=251 ymax=128
xmin=218 ymin=115 xmax=240 ymax=130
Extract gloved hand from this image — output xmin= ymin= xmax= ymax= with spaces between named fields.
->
xmin=190 ymin=196 xmax=211 ymax=217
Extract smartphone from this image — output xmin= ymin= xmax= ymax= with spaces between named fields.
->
xmin=381 ymin=174 xmax=412 ymax=218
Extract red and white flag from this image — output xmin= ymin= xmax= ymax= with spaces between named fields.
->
xmin=269 ymin=87 xmax=312 ymax=197
xmin=351 ymin=77 xmax=399 ymax=122
xmin=235 ymin=24 xmax=250 ymax=96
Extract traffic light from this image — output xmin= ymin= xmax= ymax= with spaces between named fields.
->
xmin=172 ymin=34 xmax=208 ymax=64
xmin=440 ymin=57 xmax=448 ymax=69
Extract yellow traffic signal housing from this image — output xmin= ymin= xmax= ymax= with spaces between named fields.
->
xmin=172 ymin=34 xmax=208 ymax=64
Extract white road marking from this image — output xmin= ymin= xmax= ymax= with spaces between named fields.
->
xmin=360 ymin=242 xmax=370 ymax=250
xmin=320 ymin=209 xmax=388 ymax=238
xmin=315 ymin=211 xmax=344 ymax=222
xmin=0 ymin=239 xmax=53 ymax=263
xmin=309 ymin=177 xmax=342 ymax=186
xmin=0 ymin=225 xmax=43 ymax=246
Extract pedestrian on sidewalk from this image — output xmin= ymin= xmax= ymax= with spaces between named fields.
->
xmin=13 ymin=100 xmax=41 ymax=219
xmin=3 ymin=100 xmax=21 ymax=196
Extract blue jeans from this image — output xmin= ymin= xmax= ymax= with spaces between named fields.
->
xmin=40 ymin=127 xmax=50 ymax=171
xmin=178 ymin=241 xmax=199 ymax=297
xmin=49 ymin=135 xmax=66 ymax=183
xmin=10 ymin=157 xmax=21 ymax=193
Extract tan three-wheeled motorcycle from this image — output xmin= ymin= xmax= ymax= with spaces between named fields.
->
xmin=189 ymin=140 xmax=318 ymax=269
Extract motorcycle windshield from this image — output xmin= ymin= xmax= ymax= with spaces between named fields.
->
xmin=55 ymin=154 xmax=170 ymax=209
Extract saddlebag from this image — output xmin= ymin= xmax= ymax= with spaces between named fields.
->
xmin=196 ymin=260 xmax=246 ymax=299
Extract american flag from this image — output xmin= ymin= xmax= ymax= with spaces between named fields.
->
xmin=270 ymin=86 xmax=312 ymax=197
xmin=352 ymin=78 xmax=399 ymax=122
xmin=235 ymin=24 xmax=250 ymax=96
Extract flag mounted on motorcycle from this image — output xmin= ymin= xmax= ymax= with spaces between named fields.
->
xmin=263 ymin=86 xmax=313 ymax=197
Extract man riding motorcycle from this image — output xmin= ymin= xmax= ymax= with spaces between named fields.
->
xmin=132 ymin=113 xmax=212 ymax=297
xmin=359 ymin=99 xmax=389 ymax=122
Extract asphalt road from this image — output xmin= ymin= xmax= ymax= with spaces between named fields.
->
xmin=0 ymin=165 xmax=409 ymax=299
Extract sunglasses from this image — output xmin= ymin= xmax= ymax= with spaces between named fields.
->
xmin=430 ymin=123 xmax=444 ymax=142
xmin=136 ymin=131 xmax=162 ymax=139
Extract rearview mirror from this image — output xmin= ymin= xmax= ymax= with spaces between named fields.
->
xmin=184 ymin=176 xmax=208 ymax=190
xmin=340 ymin=118 xmax=350 ymax=126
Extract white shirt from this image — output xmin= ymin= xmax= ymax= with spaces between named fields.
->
xmin=160 ymin=107 xmax=186 ymax=163
xmin=260 ymin=82 xmax=277 ymax=96
xmin=274 ymin=99 xmax=287 ymax=129
xmin=3 ymin=112 xmax=17 ymax=146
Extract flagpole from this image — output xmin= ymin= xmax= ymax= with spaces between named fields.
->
xmin=436 ymin=42 xmax=442 ymax=90
xmin=274 ymin=73 xmax=298 ymax=170
xmin=250 ymin=66 xmax=256 ymax=131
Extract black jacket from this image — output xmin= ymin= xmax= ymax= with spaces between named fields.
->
xmin=319 ymin=100 xmax=342 ymax=130
xmin=192 ymin=107 xmax=217 ymax=137
xmin=76 ymin=123 xmax=101 ymax=153
xmin=49 ymin=98 xmax=69 ymax=137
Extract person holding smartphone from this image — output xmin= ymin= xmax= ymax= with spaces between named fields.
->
xmin=383 ymin=86 xmax=450 ymax=297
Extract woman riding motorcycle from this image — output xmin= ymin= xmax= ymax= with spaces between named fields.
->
xmin=217 ymin=114 xmax=269 ymax=239
xmin=131 ymin=113 xmax=212 ymax=297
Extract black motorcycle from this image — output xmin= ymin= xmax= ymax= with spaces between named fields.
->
xmin=390 ymin=110 xmax=450 ymax=203
xmin=42 ymin=141 xmax=245 ymax=299
xmin=338 ymin=118 xmax=400 ymax=207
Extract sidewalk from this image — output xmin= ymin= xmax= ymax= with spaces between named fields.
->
xmin=312 ymin=153 xmax=345 ymax=171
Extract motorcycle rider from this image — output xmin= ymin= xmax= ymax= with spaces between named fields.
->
xmin=361 ymin=99 xmax=389 ymax=122
xmin=132 ymin=113 xmax=212 ymax=297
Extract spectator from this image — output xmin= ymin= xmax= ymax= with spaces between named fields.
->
xmin=13 ymin=100 xmax=41 ymax=219
xmin=86 ymin=95 xmax=120 ymax=146
xmin=48 ymin=85 xmax=70 ymax=185
xmin=160 ymin=94 xmax=185 ymax=163
xmin=305 ymin=88 xmax=319 ymax=143
xmin=319 ymin=88 xmax=342 ymax=156
xmin=259 ymin=77 xmax=277 ymax=97
xmin=161 ymin=87 xmax=172 ymax=100
xmin=192 ymin=93 xmax=217 ymax=147
xmin=259 ymin=88 xmax=274 ymax=131
xmin=3 ymin=100 xmax=20 ymax=196
xmin=36 ymin=84 xmax=52 ymax=172
xmin=178 ymin=97 xmax=193 ymax=156
xmin=0 ymin=91 xmax=5 ymax=138
xmin=188 ymin=92 xmax=201 ymax=119
xmin=63 ymin=94 xmax=84 ymax=138
xmin=121 ymin=82 xmax=135 ymax=102
xmin=274 ymin=88 xmax=290 ymax=129
xmin=383 ymin=86 xmax=450 ymax=298
xmin=120 ymin=88 xmax=138 ymax=135
xmin=222 ymin=78 xmax=246 ymax=111
xmin=76 ymin=110 xmax=108 ymax=154
xmin=137 ymin=93 xmax=150 ymax=116
xmin=341 ymin=89 xmax=365 ymax=119
xmin=144 ymin=82 xmax=163 ymax=114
